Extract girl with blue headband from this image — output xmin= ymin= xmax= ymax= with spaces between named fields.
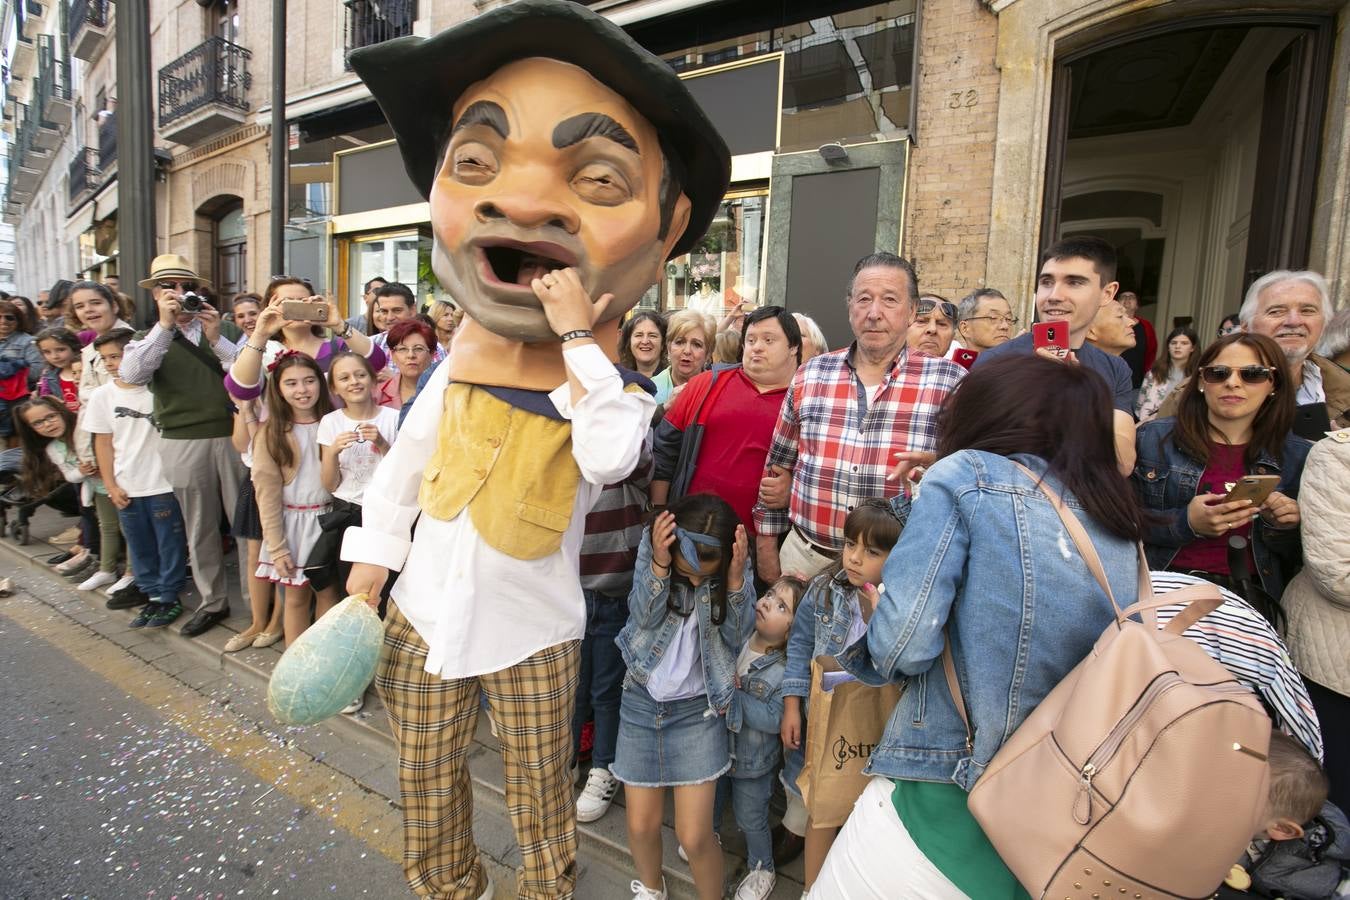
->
xmin=613 ymin=493 xmax=753 ymax=900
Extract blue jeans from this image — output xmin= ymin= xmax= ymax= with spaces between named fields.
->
xmin=715 ymin=770 xmax=776 ymax=872
xmin=572 ymin=588 xmax=629 ymax=769
xmin=116 ymin=492 xmax=188 ymax=604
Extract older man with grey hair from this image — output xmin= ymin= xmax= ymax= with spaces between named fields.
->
xmin=955 ymin=287 xmax=1016 ymax=353
xmin=1240 ymin=269 xmax=1350 ymax=433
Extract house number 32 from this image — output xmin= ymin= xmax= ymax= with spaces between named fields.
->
xmin=948 ymin=90 xmax=978 ymax=109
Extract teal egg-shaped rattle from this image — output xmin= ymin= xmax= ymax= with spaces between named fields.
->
xmin=267 ymin=595 xmax=383 ymax=725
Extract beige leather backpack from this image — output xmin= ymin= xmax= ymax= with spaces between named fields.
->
xmin=947 ymin=468 xmax=1272 ymax=899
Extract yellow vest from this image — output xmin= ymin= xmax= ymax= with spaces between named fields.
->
xmin=418 ymin=383 xmax=580 ymax=560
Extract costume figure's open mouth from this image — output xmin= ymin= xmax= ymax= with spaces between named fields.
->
xmin=477 ymin=240 xmax=579 ymax=287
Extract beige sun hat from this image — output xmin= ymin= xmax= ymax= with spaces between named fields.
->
xmin=137 ymin=254 xmax=212 ymax=290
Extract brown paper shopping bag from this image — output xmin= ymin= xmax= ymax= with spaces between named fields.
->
xmin=796 ymin=654 xmax=902 ymax=827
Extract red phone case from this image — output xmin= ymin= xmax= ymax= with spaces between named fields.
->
xmin=1033 ymin=320 xmax=1069 ymax=352
xmin=952 ymin=348 xmax=979 ymax=370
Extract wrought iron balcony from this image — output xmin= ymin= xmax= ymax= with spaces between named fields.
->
xmin=36 ymin=35 xmax=73 ymax=128
xmin=69 ymin=146 xmax=102 ymax=207
xmin=18 ymin=1 xmax=45 ymax=42
xmin=344 ymin=0 xmax=417 ymax=66
xmin=158 ymin=37 xmax=252 ymax=145
xmin=69 ymin=0 xmax=111 ymax=63
xmin=3 ymin=180 xmax=22 ymax=226
xmin=11 ymin=33 xmax=36 ymax=78
xmin=11 ymin=106 xmax=45 ymax=192
xmin=98 ymin=110 xmax=117 ymax=170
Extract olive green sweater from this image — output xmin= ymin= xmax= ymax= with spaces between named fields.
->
xmin=135 ymin=323 xmax=241 ymax=440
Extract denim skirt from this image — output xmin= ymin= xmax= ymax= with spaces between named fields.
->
xmin=611 ymin=677 xmax=730 ymax=788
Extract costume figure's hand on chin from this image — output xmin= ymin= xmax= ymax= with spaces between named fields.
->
xmin=530 ymin=268 xmax=613 ymax=339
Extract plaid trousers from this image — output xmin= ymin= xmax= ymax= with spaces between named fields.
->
xmin=377 ymin=603 xmax=581 ymax=899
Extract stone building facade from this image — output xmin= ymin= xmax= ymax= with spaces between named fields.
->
xmin=4 ymin=0 xmax=1348 ymax=340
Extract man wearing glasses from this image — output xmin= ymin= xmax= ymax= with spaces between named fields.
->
xmin=369 ymin=282 xmax=446 ymax=375
xmin=120 ymin=254 xmax=246 ymax=638
xmin=955 ymin=287 xmax=1017 ymax=353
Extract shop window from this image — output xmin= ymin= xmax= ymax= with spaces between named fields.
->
xmin=343 ymin=230 xmax=431 ymax=317
xmin=639 ymin=191 xmax=768 ymax=315
xmin=661 ymin=1 xmax=916 ymax=154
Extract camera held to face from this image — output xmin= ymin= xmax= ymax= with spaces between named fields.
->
xmin=179 ymin=291 xmax=206 ymax=313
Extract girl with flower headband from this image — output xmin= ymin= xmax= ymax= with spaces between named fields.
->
xmin=251 ymin=352 xmax=337 ymax=646
xmin=612 ymin=493 xmax=753 ymax=900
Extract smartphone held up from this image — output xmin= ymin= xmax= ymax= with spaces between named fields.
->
xmin=281 ymin=299 xmax=330 ymax=323
xmin=1033 ymin=320 xmax=1070 ymax=358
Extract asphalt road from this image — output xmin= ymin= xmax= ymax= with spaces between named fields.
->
xmin=0 ymin=598 xmax=411 ymax=900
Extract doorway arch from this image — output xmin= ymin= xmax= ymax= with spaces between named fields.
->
xmin=194 ymin=193 xmax=247 ymax=298
xmin=984 ymin=0 xmax=1349 ymax=323
xmin=214 ymin=202 xmax=247 ymax=298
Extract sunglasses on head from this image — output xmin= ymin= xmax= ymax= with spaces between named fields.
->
xmin=269 ymin=274 xmax=316 ymax=292
xmin=915 ymin=299 xmax=958 ymax=321
xmin=1199 ymin=365 xmax=1276 ymax=385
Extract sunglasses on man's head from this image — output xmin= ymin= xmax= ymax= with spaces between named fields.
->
xmin=1199 ymin=365 xmax=1275 ymax=385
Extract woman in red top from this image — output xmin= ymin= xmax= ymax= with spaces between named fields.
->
xmin=1134 ymin=332 xmax=1311 ymax=603
xmin=375 ymin=318 xmax=437 ymax=411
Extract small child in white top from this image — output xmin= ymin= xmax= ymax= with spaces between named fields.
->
xmin=317 ymin=352 xmax=399 ymax=506
xmin=82 ymin=328 xmax=188 ymax=627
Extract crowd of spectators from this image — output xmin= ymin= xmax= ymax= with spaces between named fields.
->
xmin=3 ymin=234 xmax=1347 ymax=900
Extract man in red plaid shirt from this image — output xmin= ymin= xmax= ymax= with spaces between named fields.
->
xmin=753 ymin=252 xmax=966 ymax=583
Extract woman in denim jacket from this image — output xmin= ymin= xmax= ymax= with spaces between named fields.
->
xmin=811 ymin=356 xmax=1147 ymax=900
xmin=613 ymin=494 xmax=754 ymax=900
xmin=1133 ymin=332 xmax=1310 ymax=603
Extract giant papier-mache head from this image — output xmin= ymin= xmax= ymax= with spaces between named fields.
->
xmin=349 ymin=0 xmax=732 ymax=345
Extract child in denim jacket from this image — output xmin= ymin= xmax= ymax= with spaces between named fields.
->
xmin=779 ymin=500 xmax=902 ymax=892
xmin=613 ymin=494 xmax=753 ymax=900
xmin=718 ymin=575 xmax=805 ymax=900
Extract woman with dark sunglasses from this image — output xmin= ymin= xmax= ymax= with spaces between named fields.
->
xmin=1133 ymin=332 xmax=1312 ymax=600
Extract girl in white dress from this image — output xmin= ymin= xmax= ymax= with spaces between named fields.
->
xmin=251 ymin=352 xmax=336 ymax=646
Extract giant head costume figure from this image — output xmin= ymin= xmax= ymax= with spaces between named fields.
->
xmin=350 ymin=0 xmax=731 ymax=388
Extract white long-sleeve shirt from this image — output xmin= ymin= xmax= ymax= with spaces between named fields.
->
xmin=341 ymin=343 xmax=655 ymax=678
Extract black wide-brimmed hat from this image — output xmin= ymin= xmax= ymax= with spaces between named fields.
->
xmin=348 ymin=0 xmax=731 ymax=259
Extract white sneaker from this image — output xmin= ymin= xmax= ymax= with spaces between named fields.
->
xmin=630 ymin=879 xmax=667 ymax=900
xmin=341 ymin=695 xmax=365 ymax=715
xmin=104 ymin=574 xmax=136 ymax=595
xmin=735 ymin=865 xmax=776 ymax=900
xmin=576 ymin=766 xmax=619 ymax=823
xmin=677 ymin=832 xmax=720 ymax=862
xmin=78 ymin=570 xmax=118 ymax=592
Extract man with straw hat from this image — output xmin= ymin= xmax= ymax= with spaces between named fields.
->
xmin=120 ymin=254 xmax=245 ymax=638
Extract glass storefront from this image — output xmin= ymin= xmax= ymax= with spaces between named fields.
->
xmin=662 ymin=1 xmax=916 ymax=154
xmin=639 ymin=190 xmax=768 ymax=315
xmin=342 ymin=229 xmax=431 ymax=315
